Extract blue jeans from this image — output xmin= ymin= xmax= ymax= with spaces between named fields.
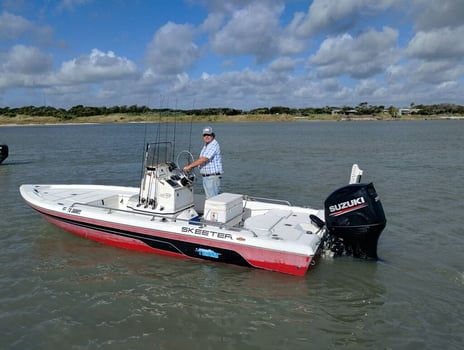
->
xmin=203 ymin=175 xmax=221 ymax=199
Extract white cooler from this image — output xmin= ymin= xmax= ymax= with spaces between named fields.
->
xmin=204 ymin=193 xmax=243 ymax=225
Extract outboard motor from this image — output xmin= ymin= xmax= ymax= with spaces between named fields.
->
xmin=0 ymin=144 xmax=8 ymax=165
xmin=324 ymin=183 xmax=386 ymax=259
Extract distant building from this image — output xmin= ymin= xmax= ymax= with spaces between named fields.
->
xmin=398 ymin=108 xmax=420 ymax=116
xmin=331 ymin=109 xmax=357 ymax=115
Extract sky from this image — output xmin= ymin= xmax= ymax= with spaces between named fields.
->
xmin=0 ymin=0 xmax=463 ymax=111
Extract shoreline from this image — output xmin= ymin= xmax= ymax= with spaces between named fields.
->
xmin=0 ymin=113 xmax=459 ymax=127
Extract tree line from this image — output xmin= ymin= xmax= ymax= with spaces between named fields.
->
xmin=1 ymin=103 xmax=463 ymax=119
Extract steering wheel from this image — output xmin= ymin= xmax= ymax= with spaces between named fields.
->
xmin=176 ymin=150 xmax=196 ymax=181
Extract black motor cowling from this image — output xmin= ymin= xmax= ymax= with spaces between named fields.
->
xmin=324 ymin=183 xmax=386 ymax=259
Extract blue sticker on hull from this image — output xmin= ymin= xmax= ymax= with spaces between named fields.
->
xmin=195 ymin=248 xmax=221 ymax=259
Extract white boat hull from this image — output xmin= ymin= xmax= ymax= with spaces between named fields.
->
xmin=20 ymin=184 xmax=324 ymax=276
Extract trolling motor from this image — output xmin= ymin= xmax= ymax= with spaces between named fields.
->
xmin=321 ymin=165 xmax=386 ymax=259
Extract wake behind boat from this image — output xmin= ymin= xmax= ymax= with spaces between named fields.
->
xmin=20 ymin=142 xmax=386 ymax=276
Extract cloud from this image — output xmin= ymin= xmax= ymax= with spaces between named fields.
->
xmin=413 ymin=0 xmax=464 ymax=31
xmin=199 ymin=12 xmax=224 ymax=33
xmin=0 ymin=11 xmax=33 ymax=40
xmin=57 ymin=0 xmax=94 ymax=12
xmin=411 ymin=60 xmax=464 ymax=84
xmin=294 ymin=0 xmax=398 ymax=37
xmin=268 ymin=57 xmax=300 ymax=73
xmin=57 ymin=49 xmax=138 ymax=84
xmin=0 ymin=11 xmax=54 ymax=46
xmin=308 ymin=27 xmax=399 ymax=79
xmin=0 ymin=45 xmax=53 ymax=88
xmin=407 ymin=25 xmax=464 ymax=59
xmin=1 ymin=45 xmax=52 ymax=74
xmin=145 ymin=22 xmax=201 ymax=76
xmin=158 ymin=67 xmax=296 ymax=108
xmin=403 ymin=24 xmax=464 ymax=86
xmin=209 ymin=2 xmax=284 ymax=62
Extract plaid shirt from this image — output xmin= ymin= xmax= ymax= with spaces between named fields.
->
xmin=199 ymin=139 xmax=223 ymax=175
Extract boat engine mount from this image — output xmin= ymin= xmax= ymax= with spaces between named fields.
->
xmin=323 ymin=182 xmax=386 ymax=259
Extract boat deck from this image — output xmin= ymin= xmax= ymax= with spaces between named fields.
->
xmin=23 ymin=184 xmax=324 ymax=247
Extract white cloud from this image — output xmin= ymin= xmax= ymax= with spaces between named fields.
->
xmin=57 ymin=0 xmax=93 ymax=12
xmin=413 ymin=0 xmax=464 ymax=31
xmin=171 ymin=72 xmax=191 ymax=93
xmin=0 ymin=11 xmax=32 ymax=40
xmin=0 ymin=11 xmax=55 ymax=47
xmin=309 ymin=27 xmax=399 ymax=79
xmin=413 ymin=60 xmax=464 ymax=84
xmin=0 ymin=45 xmax=53 ymax=88
xmin=294 ymin=0 xmax=399 ymax=37
xmin=145 ymin=22 xmax=201 ymax=76
xmin=268 ymin=57 xmax=300 ymax=73
xmin=2 ymin=45 xmax=53 ymax=74
xmin=163 ymin=68 xmax=295 ymax=108
xmin=407 ymin=26 xmax=464 ymax=59
xmin=57 ymin=49 xmax=138 ymax=84
xmin=199 ymin=12 xmax=224 ymax=33
xmin=209 ymin=2 xmax=284 ymax=62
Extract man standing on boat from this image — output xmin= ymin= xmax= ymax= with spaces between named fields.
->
xmin=183 ymin=126 xmax=223 ymax=199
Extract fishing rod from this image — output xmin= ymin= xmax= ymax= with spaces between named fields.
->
xmin=188 ymin=99 xmax=194 ymax=154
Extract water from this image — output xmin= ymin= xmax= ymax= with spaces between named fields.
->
xmin=1 ymin=121 xmax=463 ymax=349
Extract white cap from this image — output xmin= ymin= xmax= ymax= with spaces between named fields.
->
xmin=202 ymin=126 xmax=213 ymax=135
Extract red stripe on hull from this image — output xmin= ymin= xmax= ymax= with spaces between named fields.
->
xmin=247 ymin=255 xmax=311 ymax=277
xmin=34 ymin=206 xmax=312 ymax=276
xmin=42 ymin=214 xmax=176 ymax=254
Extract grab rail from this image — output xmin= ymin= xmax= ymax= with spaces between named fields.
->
xmin=70 ymin=201 xmax=192 ymax=222
xmin=68 ymin=201 xmax=258 ymax=236
xmin=244 ymin=195 xmax=291 ymax=206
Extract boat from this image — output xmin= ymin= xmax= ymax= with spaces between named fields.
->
xmin=0 ymin=144 xmax=8 ymax=164
xmin=19 ymin=141 xmax=386 ymax=276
